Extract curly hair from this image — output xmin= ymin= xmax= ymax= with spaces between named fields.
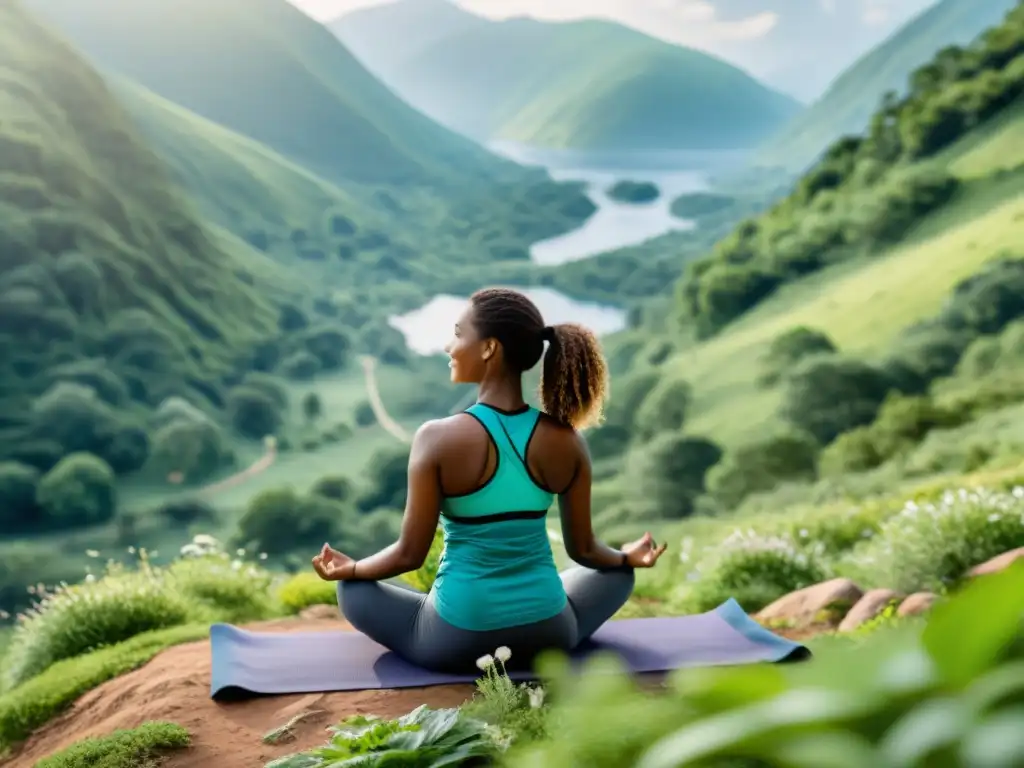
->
xmin=470 ymin=287 xmax=608 ymax=429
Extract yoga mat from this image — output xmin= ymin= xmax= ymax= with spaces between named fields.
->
xmin=209 ymin=598 xmax=809 ymax=699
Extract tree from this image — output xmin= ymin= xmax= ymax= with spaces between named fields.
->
xmin=707 ymin=430 xmax=820 ymax=509
xmin=36 ymin=452 xmax=117 ymax=528
xmin=628 ymin=434 xmax=723 ymax=517
xmin=226 ymin=385 xmax=283 ymax=440
xmin=302 ymin=392 xmax=323 ymax=423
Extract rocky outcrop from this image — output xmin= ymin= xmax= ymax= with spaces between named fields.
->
xmin=967 ymin=547 xmax=1024 ymax=577
xmin=755 ymin=578 xmax=864 ymax=627
xmin=897 ymin=592 xmax=938 ymax=617
xmin=838 ymin=589 xmax=903 ymax=632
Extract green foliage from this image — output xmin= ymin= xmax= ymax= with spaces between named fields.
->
xmin=241 ymin=372 xmax=291 ymax=411
xmin=632 ymin=374 xmax=691 ymax=441
xmin=684 ymin=530 xmax=831 ymax=613
xmin=311 ymin=474 xmax=354 ymax=502
xmin=281 ymin=351 xmax=322 ymax=381
xmin=226 ymin=385 xmax=284 ymax=440
xmin=779 ymin=357 xmax=894 ymax=444
xmin=400 ymin=528 xmax=445 ymax=593
xmin=512 ymin=562 xmax=1024 ymax=768
xmin=35 ymin=452 xmax=117 ymax=529
xmin=758 ymin=326 xmax=837 ymax=387
xmin=0 ymin=461 xmax=41 ymax=532
xmin=301 ymin=326 xmax=351 ymax=371
xmin=670 ymin=191 xmax=736 ymax=219
xmin=0 ymin=624 xmax=208 ymax=753
xmin=34 ymin=721 xmax=190 ymax=768
xmin=821 ymin=394 xmax=965 ymax=474
xmin=606 ymin=180 xmax=659 ymax=204
xmin=237 ymin=488 xmax=346 ymax=556
xmin=147 ymin=417 xmax=226 ymax=483
xmin=153 ymin=497 xmax=218 ymax=526
xmin=848 ymin=486 xmax=1024 ymax=593
xmin=277 ymin=572 xmax=337 ymax=614
xmin=303 ymin=391 xmax=324 ymax=422
xmin=678 ymin=3 xmax=1024 ymax=336
xmin=266 ymin=705 xmax=496 ymax=768
xmin=1 ymin=537 xmax=277 ymax=692
xmin=357 ymin=445 xmax=412 ymax=512
xmin=707 ymin=430 xmax=820 ymax=509
xmin=626 ymin=434 xmax=722 ymax=517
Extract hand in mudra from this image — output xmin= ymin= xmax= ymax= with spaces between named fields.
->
xmin=622 ymin=532 xmax=667 ymax=568
xmin=311 ymin=543 xmax=356 ymax=581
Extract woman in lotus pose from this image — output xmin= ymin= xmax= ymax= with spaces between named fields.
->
xmin=312 ymin=287 xmax=667 ymax=672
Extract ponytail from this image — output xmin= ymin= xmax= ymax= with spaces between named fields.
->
xmin=540 ymin=323 xmax=608 ymax=430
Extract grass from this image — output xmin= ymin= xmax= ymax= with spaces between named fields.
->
xmin=663 ymin=178 xmax=1024 ymax=447
xmin=34 ymin=721 xmax=190 ymax=768
xmin=0 ymin=624 xmax=208 ymax=752
xmin=945 ymin=98 xmax=1024 ymax=177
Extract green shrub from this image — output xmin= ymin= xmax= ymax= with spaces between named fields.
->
xmin=148 ymin=417 xmax=225 ymax=483
xmin=167 ymin=554 xmax=277 ymax=624
xmin=0 ymin=624 xmax=208 ymax=752
xmin=236 ymin=488 xmax=345 ymax=555
xmin=29 ymin=382 xmax=119 ymax=457
xmin=758 ymin=326 xmax=836 ymax=387
xmin=153 ymin=497 xmax=218 ymax=525
xmin=240 ymin=371 xmax=290 ymax=410
xmin=706 ymin=430 xmax=819 ymax=508
xmin=0 ymin=461 xmax=41 ymax=531
xmin=632 ymin=375 xmax=691 ymax=440
xmin=277 ymin=572 xmax=337 ymax=614
xmin=34 ymin=721 xmax=190 ymax=768
xmin=226 ymin=385 xmax=283 ymax=440
xmin=848 ymin=486 xmax=1024 ymax=593
xmin=779 ymin=357 xmax=893 ymax=444
xmin=356 ymin=445 xmax=412 ymax=512
xmin=1 ymin=565 xmax=190 ymax=691
xmin=301 ymin=325 xmax=351 ymax=371
xmin=354 ymin=400 xmax=376 ymax=427
xmin=35 ymin=451 xmax=116 ymax=528
xmin=626 ymin=433 xmax=722 ymax=517
xmin=280 ymin=350 xmax=321 ymax=380
xmin=512 ymin=563 xmax=1024 ymax=768
xmin=683 ymin=531 xmax=831 ymax=613
xmin=310 ymin=474 xmax=354 ymax=502
xmin=302 ymin=391 xmax=323 ymax=422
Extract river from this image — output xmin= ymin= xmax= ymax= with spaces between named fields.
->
xmin=390 ymin=145 xmax=748 ymax=353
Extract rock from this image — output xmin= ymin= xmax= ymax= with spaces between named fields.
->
xmin=967 ymin=547 xmax=1024 ymax=578
xmin=755 ymin=578 xmax=864 ymax=627
xmin=898 ymin=592 xmax=938 ymax=617
xmin=298 ymin=603 xmax=341 ymax=621
xmin=838 ymin=588 xmax=903 ymax=632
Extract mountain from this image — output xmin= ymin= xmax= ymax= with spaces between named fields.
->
xmin=25 ymin=0 xmax=563 ymax=191
xmin=331 ymin=0 xmax=801 ymax=152
xmin=754 ymin=0 xmax=1020 ymax=172
xmin=0 ymin=0 xmax=279 ymax=435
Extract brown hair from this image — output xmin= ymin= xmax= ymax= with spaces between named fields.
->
xmin=470 ymin=287 xmax=608 ymax=429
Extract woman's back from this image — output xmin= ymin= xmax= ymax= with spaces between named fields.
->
xmin=432 ymin=402 xmax=579 ymax=631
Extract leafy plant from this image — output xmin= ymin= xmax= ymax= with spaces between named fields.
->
xmin=265 ymin=705 xmax=495 ymax=767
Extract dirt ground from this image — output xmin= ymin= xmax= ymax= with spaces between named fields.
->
xmin=6 ymin=618 xmax=474 ymax=768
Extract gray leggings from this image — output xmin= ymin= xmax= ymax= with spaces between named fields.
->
xmin=338 ymin=566 xmax=635 ymax=674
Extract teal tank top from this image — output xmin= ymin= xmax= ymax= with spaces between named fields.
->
xmin=431 ymin=403 xmax=566 ymax=631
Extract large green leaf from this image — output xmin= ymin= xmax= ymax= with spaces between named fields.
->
xmin=922 ymin=562 xmax=1024 ymax=687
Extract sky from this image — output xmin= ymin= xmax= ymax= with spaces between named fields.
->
xmin=288 ymin=0 xmax=938 ymax=100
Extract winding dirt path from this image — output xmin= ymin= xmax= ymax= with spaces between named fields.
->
xmin=358 ymin=355 xmax=411 ymax=444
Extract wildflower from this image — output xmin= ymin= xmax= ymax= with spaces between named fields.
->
xmin=495 ymin=646 xmax=511 ymax=663
xmin=476 ymin=654 xmax=494 ymax=671
xmin=236 ymin=548 xmax=246 ymax=557
xmin=85 ymin=549 xmax=100 ymax=558
xmin=527 ymin=686 xmax=546 ymax=709
xmin=259 ymin=552 xmax=268 ymax=560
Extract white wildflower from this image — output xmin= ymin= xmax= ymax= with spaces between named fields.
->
xmin=527 ymin=686 xmax=546 ymax=709
xmin=495 ymin=646 xmax=511 ymax=663
xmin=476 ymin=654 xmax=494 ymax=671
xmin=85 ymin=549 xmax=100 ymax=558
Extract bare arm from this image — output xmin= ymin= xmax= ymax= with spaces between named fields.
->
xmin=558 ymin=432 xmax=628 ymax=570
xmin=347 ymin=421 xmax=443 ymax=581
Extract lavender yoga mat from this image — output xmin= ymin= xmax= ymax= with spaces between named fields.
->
xmin=209 ymin=599 xmax=809 ymax=699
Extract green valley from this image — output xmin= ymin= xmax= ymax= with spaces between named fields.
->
xmin=332 ymin=0 xmax=800 ymax=151
xmin=757 ymin=0 xmax=1019 ymax=172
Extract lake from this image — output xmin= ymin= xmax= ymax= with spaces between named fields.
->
xmin=390 ymin=288 xmax=628 ymax=355
xmin=391 ymin=145 xmax=750 ymax=353
xmin=490 ymin=142 xmax=748 ymax=266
